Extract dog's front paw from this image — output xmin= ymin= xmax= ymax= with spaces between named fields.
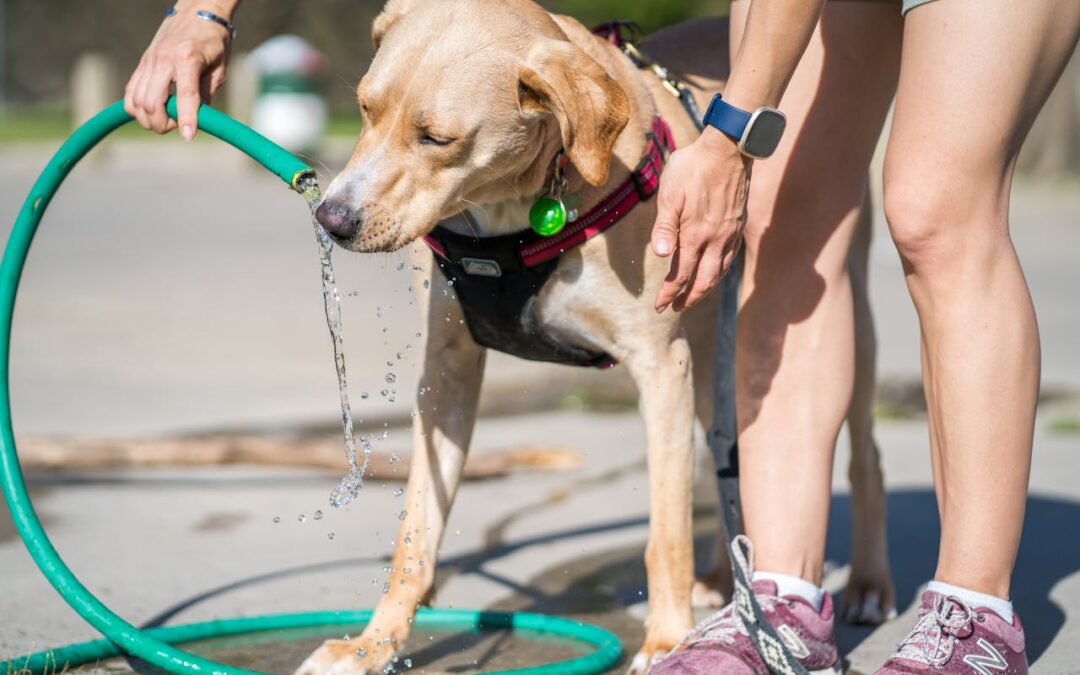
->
xmin=295 ymin=638 xmax=396 ymax=675
xmin=842 ymin=570 xmax=897 ymax=625
xmin=627 ymin=647 xmax=670 ymax=675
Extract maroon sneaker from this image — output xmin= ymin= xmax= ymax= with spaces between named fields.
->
xmin=652 ymin=579 xmax=840 ymax=675
xmin=875 ymin=591 xmax=1027 ymax=674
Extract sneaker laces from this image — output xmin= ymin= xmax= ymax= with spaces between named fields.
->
xmin=894 ymin=594 xmax=974 ymax=666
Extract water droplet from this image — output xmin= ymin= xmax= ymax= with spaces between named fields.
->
xmin=328 ymin=532 xmax=336 ymax=540
xmin=422 ymin=280 xmax=430 ymax=289
xmin=415 ymin=331 xmax=422 ymax=338
xmin=397 ymin=262 xmax=406 ymax=271
xmin=398 ymin=509 xmax=407 ymax=520
xmin=404 ymin=658 xmax=412 ymax=668
xmin=272 ymin=516 xmax=280 ymax=523
xmin=447 ymin=279 xmax=454 ymax=286
xmin=379 ymin=430 xmax=390 ymax=440
xmin=385 ymin=373 xmax=397 ymax=384
xmin=389 ymin=453 xmax=400 ymax=463
xmin=380 ymin=389 xmax=390 ymax=397
xmin=396 ymin=352 xmax=404 ymax=360
xmin=361 ymin=392 xmax=369 ymax=399
xmin=298 ymin=514 xmax=306 ymax=523
xmin=357 ymin=647 xmax=368 ymax=658
xmin=313 ymin=510 xmax=323 ymax=520
xmin=678 ymin=359 xmax=685 ymax=365
xmin=403 ymin=567 xmax=412 ymax=574
xmin=382 ymin=582 xmax=390 ymax=594
xmin=393 ymin=487 xmax=404 ymax=496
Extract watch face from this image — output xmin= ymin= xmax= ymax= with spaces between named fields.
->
xmin=741 ymin=109 xmax=787 ymax=159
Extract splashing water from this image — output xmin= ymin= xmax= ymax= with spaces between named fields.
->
xmin=299 ymin=177 xmax=372 ymax=508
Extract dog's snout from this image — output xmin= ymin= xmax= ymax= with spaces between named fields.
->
xmin=315 ymin=199 xmax=361 ymax=239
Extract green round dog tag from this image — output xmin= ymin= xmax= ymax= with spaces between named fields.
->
xmin=529 ymin=196 xmax=567 ymax=236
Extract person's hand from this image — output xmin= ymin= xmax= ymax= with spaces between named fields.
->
xmin=651 ymin=127 xmax=752 ymax=313
xmin=124 ymin=1 xmax=235 ymax=140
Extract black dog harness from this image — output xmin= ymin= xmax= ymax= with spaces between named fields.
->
xmin=423 ymin=115 xmax=675 ymax=368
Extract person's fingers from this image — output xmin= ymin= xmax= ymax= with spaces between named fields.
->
xmin=671 ymin=266 xmax=699 ymax=313
xmin=139 ymin=59 xmax=176 ymax=134
xmin=674 ymin=244 xmax=723 ymax=312
xmin=655 ymin=240 xmax=702 ymax=313
xmin=127 ymin=65 xmax=154 ymax=131
xmin=652 ymin=199 xmax=680 ymax=258
xmin=175 ymin=55 xmax=203 ymax=141
xmin=718 ymin=228 xmax=744 ymax=277
xmin=207 ymin=64 xmax=228 ymax=97
xmin=123 ymin=65 xmax=141 ymax=119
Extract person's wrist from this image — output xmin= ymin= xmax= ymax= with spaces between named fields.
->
xmin=173 ymin=0 xmax=238 ymax=21
xmin=697 ymin=126 xmax=747 ymax=163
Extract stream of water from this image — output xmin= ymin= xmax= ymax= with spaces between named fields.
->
xmin=299 ymin=177 xmax=371 ymax=508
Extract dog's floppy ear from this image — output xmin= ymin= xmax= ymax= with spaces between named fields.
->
xmin=519 ymin=39 xmax=630 ymax=186
xmin=372 ymin=0 xmax=421 ymax=49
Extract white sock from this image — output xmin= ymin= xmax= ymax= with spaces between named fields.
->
xmin=927 ymin=580 xmax=1014 ymax=623
xmin=752 ymin=571 xmax=826 ymax=612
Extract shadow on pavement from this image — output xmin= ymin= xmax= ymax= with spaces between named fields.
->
xmin=828 ymin=489 xmax=1077 ymax=663
xmin=120 ymin=489 xmax=1076 ymax=672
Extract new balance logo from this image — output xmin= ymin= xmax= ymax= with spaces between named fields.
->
xmin=963 ymin=638 xmax=1008 ymax=675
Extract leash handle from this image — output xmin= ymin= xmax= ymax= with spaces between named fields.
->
xmin=709 ymin=259 xmax=811 ymax=675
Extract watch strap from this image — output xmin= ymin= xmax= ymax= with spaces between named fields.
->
xmin=703 ymin=95 xmax=751 ymax=143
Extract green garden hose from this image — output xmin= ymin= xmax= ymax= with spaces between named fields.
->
xmin=0 ymin=98 xmax=622 ymax=675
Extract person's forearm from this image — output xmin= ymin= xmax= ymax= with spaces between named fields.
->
xmin=172 ymin=0 xmax=242 ymax=20
xmin=723 ymin=0 xmax=825 ymax=111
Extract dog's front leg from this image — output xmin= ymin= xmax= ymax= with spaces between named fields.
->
xmin=297 ymin=286 xmax=486 ymax=675
xmin=626 ymin=337 xmax=696 ymax=674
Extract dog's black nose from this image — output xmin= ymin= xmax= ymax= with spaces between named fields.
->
xmin=315 ymin=199 xmax=361 ymax=239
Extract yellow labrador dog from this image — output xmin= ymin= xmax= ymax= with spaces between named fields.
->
xmin=301 ymin=1 xmax=893 ymax=672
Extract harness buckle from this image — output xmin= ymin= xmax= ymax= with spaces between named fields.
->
xmin=461 ymin=257 xmax=503 ymax=278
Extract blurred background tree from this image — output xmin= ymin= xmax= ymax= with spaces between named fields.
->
xmin=0 ymin=0 xmax=726 ymax=114
xmin=0 ymin=0 xmax=1074 ymax=172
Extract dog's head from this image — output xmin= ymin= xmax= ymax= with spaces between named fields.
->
xmin=315 ymin=0 xmax=630 ymax=251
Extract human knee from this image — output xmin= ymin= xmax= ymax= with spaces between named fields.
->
xmin=883 ymin=165 xmax=1006 ymax=275
xmin=882 ymin=174 xmax=952 ymax=272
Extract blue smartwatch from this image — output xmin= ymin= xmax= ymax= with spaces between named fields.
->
xmin=702 ymin=93 xmax=787 ymax=159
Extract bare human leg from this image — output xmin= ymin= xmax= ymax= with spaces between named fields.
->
xmin=884 ymin=0 xmax=1080 ymax=599
xmin=731 ymin=0 xmax=901 ymax=585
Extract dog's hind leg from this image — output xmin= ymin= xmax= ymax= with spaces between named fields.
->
xmin=624 ymin=336 xmax=697 ymax=674
xmin=840 ymin=192 xmax=895 ymax=625
xmin=297 ymin=272 xmax=486 ymax=675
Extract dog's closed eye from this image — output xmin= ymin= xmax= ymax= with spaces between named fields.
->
xmin=419 ymin=131 xmax=455 ymax=147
